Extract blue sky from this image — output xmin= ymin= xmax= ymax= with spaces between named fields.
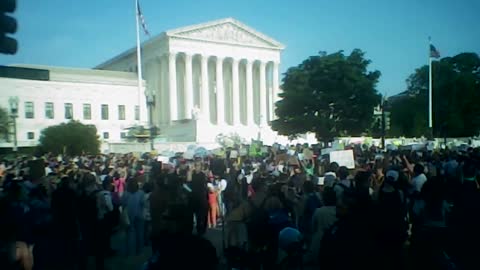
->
xmin=1 ymin=0 xmax=479 ymax=96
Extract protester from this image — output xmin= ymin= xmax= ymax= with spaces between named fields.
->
xmin=2 ymin=140 xmax=480 ymax=270
xmin=121 ymin=178 xmax=145 ymax=256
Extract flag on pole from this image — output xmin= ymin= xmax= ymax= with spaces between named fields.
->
xmin=137 ymin=0 xmax=150 ymax=36
xmin=430 ymin=44 xmax=440 ymax=58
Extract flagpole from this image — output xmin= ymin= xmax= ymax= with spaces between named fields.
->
xmin=135 ymin=0 xmax=143 ymax=126
xmin=428 ymin=36 xmax=434 ymax=140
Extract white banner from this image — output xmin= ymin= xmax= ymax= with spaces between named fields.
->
xmin=329 ymin=150 xmax=355 ymax=169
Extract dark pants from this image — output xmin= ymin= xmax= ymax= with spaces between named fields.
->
xmin=194 ymin=206 xmax=208 ymax=235
xmin=79 ymin=222 xmax=106 ymax=270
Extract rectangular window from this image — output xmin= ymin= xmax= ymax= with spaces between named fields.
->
xmin=120 ymin=132 xmax=127 ymax=139
xmin=83 ymin=104 xmax=91 ymax=120
xmin=118 ymin=105 xmax=126 ymax=120
xmin=134 ymin=105 xmax=140 ymax=121
xmin=101 ymin=104 xmax=109 ymax=120
xmin=45 ymin=102 xmax=54 ymax=119
xmin=64 ymin=103 xmax=73 ymax=119
xmin=27 ymin=132 xmax=35 ymax=140
xmin=25 ymin=102 xmax=34 ymax=119
xmin=103 ymin=132 xmax=109 ymax=139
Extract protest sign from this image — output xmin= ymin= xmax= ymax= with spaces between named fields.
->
xmin=230 ymin=150 xmax=238 ymax=159
xmin=184 ymin=150 xmax=195 ymax=160
xmin=156 ymin=156 xmax=170 ymax=164
xmin=329 ymin=150 xmax=355 ymax=169
xmin=275 ymin=153 xmax=289 ymax=163
xmin=239 ymin=148 xmax=248 ymax=156
xmin=303 ymin=148 xmax=313 ymax=160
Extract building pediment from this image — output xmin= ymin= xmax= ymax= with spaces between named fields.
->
xmin=167 ymin=18 xmax=285 ymax=50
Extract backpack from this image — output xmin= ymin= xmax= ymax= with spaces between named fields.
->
xmin=334 ymin=180 xmax=355 ymax=193
xmin=377 ymin=189 xmax=408 ymax=241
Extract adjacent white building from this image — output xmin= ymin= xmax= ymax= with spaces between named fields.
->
xmin=0 ymin=65 xmax=148 ymax=150
xmin=96 ymin=18 xmax=286 ymax=145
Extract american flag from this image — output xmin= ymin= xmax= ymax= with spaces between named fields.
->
xmin=137 ymin=0 xmax=150 ymax=36
xmin=430 ymin=44 xmax=440 ymax=58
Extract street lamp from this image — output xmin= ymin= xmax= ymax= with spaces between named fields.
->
xmin=257 ymin=115 xmax=263 ymax=141
xmin=146 ymin=94 xmax=155 ymax=151
xmin=8 ymin=96 xmax=18 ymax=152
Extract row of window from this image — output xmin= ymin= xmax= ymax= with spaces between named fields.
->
xmin=23 ymin=102 xmax=140 ymax=121
xmin=24 ymin=131 xmax=128 ymax=140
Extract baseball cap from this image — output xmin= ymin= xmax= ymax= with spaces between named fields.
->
xmin=324 ymin=172 xmax=337 ymax=187
xmin=386 ymin=170 xmax=399 ymax=182
xmin=278 ymin=227 xmax=302 ymax=251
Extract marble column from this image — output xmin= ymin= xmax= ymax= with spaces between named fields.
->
xmin=200 ymin=55 xmax=210 ymax=123
xmin=259 ymin=61 xmax=267 ymax=126
xmin=272 ymin=61 xmax=280 ymax=120
xmin=216 ymin=57 xmax=225 ymax=125
xmin=246 ymin=60 xmax=254 ymax=126
xmin=184 ymin=53 xmax=194 ymax=119
xmin=168 ymin=52 xmax=178 ymax=121
xmin=231 ymin=58 xmax=240 ymax=126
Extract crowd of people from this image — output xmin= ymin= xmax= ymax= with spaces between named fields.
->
xmin=0 ymin=142 xmax=479 ymax=270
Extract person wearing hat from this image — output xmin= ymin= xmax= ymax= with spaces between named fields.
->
xmin=374 ymin=169 xmax=408 ymax=270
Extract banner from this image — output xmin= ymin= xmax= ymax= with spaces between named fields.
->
xmin=329 ymin=150 xmax=355 ymax=169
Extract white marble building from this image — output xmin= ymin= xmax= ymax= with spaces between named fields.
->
xmin=0 ymin=65 xmax=148 ymax=150
xmin=96 ymin=18 xmax=285 ymax=144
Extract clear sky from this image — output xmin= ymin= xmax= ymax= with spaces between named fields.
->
xmin=1 ymin=0 xmax=479 ymax=96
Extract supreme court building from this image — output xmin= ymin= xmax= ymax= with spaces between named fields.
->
xmin=96 ymin=18 xmax=287 ymax=145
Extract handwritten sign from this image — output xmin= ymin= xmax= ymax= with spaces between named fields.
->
xmin=329 ymin=150 xmax=355 ymax=169
xmin=303 ymin=148 xmax=314 ymax=160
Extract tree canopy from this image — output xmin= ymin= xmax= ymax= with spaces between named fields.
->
xmin=271 ymin=49 xmax=381 ymax=141
xmin=38 ymin=120 xmax=100 ymax=156
xmin=389 ymin=52 xmax=480 ymax=137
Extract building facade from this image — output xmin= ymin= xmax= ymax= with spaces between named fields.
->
xmin=0 ymin=65 xmax=148 ymax=150
xmin=96 ymin=18 xmax=285 ymax=144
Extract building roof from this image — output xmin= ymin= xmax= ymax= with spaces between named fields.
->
xmin=2 ymin=64 xmax=141 ymax=86
xmin=95 ymin=17 xmax=285 ymax=69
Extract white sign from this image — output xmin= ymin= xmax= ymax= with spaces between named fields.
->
xmin=230 ymin=150 xmax=238 ymax=159
xmin=329 ymin=150 xmax=355 ymax=169
xmin=239 ymin=148 xmax=248 ymax=156
xmin=184 ymin=150 xmax=195 ymax=160
xmin=157 ymin=156 xmax=170 ymax=163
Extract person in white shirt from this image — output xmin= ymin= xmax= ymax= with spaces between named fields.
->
xmin=411 ymin=164 xmax=427 ymax=193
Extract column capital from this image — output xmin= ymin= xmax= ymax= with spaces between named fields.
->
xmin=184 ymin=53 xmax=193 ymax=63
xmin=168 ymin=52 xmax=178 ymax=59
xmin=216 ymin=56 xmax=225 ymax=62
xmin=184 ymin=52 xmax=193 ymax=58
xmin=259 ymin=61 xmax=267 ymax=68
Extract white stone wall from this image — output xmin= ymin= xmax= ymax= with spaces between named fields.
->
xmin=0 ymin=77 xmax=148 ymax=149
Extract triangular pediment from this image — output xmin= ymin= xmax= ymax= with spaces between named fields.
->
xmin=167 ymin=18 xmax=284 ymax=49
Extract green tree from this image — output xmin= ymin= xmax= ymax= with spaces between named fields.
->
xmin=38 ymin=120 xmax=100 ymax=155
xmin=271 ymin=49 xmax=381 ymax=142
xmin=390 ymin=52 xmax=480 ymax=137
